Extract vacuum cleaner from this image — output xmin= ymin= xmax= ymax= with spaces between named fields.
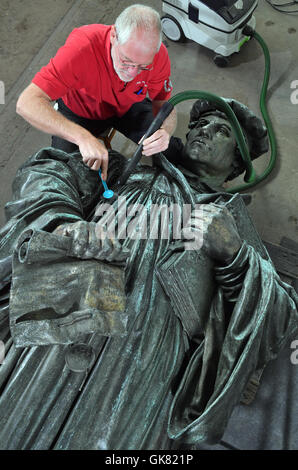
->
xmin=161 ymin=0 xmax=258 ymax=66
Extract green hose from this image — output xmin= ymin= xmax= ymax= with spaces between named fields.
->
xmin=169 ymin=30 xmax=277 ymax=193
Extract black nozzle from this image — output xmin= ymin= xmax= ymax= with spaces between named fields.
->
xmin=243 ymin=25 xmax=255 ymax=37
xmin=116 ymin=101 xmax=174 ymax=187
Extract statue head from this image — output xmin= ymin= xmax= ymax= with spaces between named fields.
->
xmin=181 ymin=98 xmax=269 ymax=187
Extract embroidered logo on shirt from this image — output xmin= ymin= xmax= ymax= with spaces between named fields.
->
xmin=164 ymin=78 xmax=173 ymax=93
xmin=135 ymin=81 xmax=148 ymax=95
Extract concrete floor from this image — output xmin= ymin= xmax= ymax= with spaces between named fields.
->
xmin=0 ymin=0 xmax=298 ymax=450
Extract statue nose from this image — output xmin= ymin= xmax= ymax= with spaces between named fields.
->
xmin=199 ymin=127 xmax=211 ymax=139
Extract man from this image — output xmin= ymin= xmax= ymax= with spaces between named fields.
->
xmin=16 ymin=4 xmax=177 ymax=180
xmin=0 ymin=98 xmax=297 ymax=449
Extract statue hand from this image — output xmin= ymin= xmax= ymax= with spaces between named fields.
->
xmin=54 ymin=221 xmax=129 ymax=263
xmin=181 ymin=204 xmax=241 ymax=263
xmin=200 ymin=204 xmax=241 ymax=263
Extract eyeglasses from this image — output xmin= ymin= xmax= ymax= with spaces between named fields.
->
xmin=114 ymin=40 xmax=154 ymax=72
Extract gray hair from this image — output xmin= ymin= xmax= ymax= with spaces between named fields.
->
xmin=114 ymin=4 xmax=162 ymax=50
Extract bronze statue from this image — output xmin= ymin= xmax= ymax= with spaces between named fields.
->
xmin=0 ymin=98 xmax=297 ymax=450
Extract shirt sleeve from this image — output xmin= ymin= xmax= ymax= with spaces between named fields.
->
xmin=32 ymin=28 xmax=93 ymax=100
xmin=147 ymin=43 xmax=173 ymax=102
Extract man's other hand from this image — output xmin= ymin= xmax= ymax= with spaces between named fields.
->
xmin=140 ymin=128 xmax=170 ymax=156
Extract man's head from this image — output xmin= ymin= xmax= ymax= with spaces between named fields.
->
xmin=110 ymin=5 xmax=162 ymax=82
xmin=182 ymin=98 xmax=269 ymax=186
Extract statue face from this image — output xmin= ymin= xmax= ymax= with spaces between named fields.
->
xmin=182 ymin=115 xmax=237 ymax=179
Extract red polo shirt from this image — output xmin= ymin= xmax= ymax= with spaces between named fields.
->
xmin=32 ymin=24 xmax=173 ymax=120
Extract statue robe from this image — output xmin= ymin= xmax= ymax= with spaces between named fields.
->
xmin=0 ymin=147 xmax=297 ymax=449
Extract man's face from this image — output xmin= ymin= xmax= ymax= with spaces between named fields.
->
xmin=182 ymin=114 xmax=237 ymax=178
xmin=110 ymin=26 xmax=158 ymax=82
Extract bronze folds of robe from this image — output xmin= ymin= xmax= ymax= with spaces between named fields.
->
xmin=0 ymin=148 xmax=297 ymax=450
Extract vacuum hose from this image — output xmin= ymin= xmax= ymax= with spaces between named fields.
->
xmin=99 ymin=102 xmax=174 ymax=198
xmin=117 ymin=101 xmax=174 ymax=187
xmin=168 ymin=28 xmax=277 ymax=193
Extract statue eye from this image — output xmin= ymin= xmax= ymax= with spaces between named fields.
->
xmin=188 ymin=121 xmax=197 ymax=129
xmin=218 ymin=127 xmax=230 ymax=136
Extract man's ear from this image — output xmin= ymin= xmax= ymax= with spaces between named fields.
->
xmin=110 ymin=25 xmax=117 ymax=45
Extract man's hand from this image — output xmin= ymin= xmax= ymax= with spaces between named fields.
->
xmin=16 ymin=84 xmax=110 ymax=179
xmin=141 ymin=100 xmax=177 ymax=156
xmin=141 ymin=128 xmax=170 ymax=156
xmin=77 ymin=134 xmax=109 ymax=179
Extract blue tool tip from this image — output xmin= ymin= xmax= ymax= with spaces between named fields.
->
xmin=103 ymin=189 xmax=114 ymax=199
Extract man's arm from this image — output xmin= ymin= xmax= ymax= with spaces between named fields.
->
xmin=141 ymin=99 xmax=177 ymax=156
xmin=16 ymin=83 xmax=109 ymax=179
